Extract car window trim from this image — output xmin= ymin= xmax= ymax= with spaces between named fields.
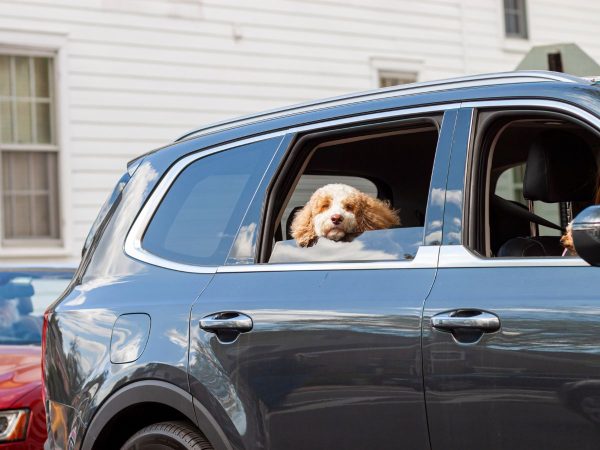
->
xmin=439 ymin=245 xmax=589 ymax=268
xmin=450 ymin=98 xmax=600 ymax=268
xmin=125 ymin=103 xmax=460 ymax=273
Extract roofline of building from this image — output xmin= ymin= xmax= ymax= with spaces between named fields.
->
xmin=175 ymin=70 xmax=587 ymax=142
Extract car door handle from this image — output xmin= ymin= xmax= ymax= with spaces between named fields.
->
xmin=431 ymin=310 xmax=500 ymax=332
xmin=200 ymin=312 xmax=253 ymax=332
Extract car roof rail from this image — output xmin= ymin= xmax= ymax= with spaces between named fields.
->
xmin=176 ymin=70 xmax=587 ymax=142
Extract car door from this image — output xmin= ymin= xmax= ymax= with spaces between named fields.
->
xmin=188 ymin=108 xmax=459 ymax=450
xmin=423 ymin=105 xmax=600 ymax=450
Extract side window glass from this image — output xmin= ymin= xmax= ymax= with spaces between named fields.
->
xmin=495 ymin=164 xmax=561 ymax=236
xmin=142 ymin=138 xmax=280 ymax=266
xmin=266 ymin=118 xmax=441 ymax=263
xmin=477 ymin=115 xmax=599 ymax=258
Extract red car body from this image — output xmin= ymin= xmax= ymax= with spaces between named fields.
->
xmin=0 ymin=267 xmax=75 ymax=450
xmin=0 ymin=346 xmax=45 ymax=449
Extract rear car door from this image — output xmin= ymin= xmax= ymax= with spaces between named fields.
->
xmin=423 ymin=104 xmax=600 ymax=450
xmin=189 ymin=108 xmax=459 ymax=449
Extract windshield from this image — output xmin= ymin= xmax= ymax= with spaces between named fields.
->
xmin=0 ymin=270 xmax=74 ymax=345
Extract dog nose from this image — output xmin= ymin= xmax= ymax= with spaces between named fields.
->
xmin=331 ymin=214 xmax=343 ymax=225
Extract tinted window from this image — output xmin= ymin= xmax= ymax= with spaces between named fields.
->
xmin=142 ymin=138 xmax=279 ymax=266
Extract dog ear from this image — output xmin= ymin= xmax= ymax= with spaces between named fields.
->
xmin=358 ymin=194 xmax=400 ymax=232
xmin=291 ymin=203 xmax=318 ymax=247
xmin=561 ymin=223 xmax=576 ymax=255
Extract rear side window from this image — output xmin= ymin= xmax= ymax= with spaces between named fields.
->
xmin=142 ymin=139 xmax=279 ymax=266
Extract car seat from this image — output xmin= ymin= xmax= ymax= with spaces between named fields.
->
xmin=497 ymin=130 xmax=598 ymax=257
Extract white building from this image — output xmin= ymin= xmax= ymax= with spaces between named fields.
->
xmin=0 ymin=0 xmax=599 ymax=265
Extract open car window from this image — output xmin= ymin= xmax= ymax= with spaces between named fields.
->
xmin=264 ymin=117 xmax=441 ymax=264
xmin=470 ymin=113 xmax=600 ymax=258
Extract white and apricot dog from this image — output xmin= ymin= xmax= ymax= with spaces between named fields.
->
xmin=291 ymin=183 xmax=400 ymax=247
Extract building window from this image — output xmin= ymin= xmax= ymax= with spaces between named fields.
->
xmin=378 ymin=71 xmax=417 ymax=88
xmin=504 ymin=0 xmax=528 ymax=39
xmin=0 ymin=54 xmax=60 ymax=246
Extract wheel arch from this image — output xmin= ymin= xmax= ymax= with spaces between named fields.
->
xmin=81 ymin=380 xmax=232 ymax=450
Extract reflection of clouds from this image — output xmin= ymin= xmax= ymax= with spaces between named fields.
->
xmin=445 ymin=190 xmax=462 ymax=207
xmin=110 ymin=314 xmax=150 ymax=363
xmin=228 ymin=223 xmax=257 ymax=263
xmin=271 ymin=238 xmax=398 ymax=263
xmin=191 ymin=343 xmax=247 ymax=435
xmin=430 ymin=188 xmax=462 ymax=207
xmin=165 ymin=328 xmax=188 ymax=348
xmin=426 ymin=231 xmax=442 ymax=243
xmin=431 ymin=188 xmax=445 ymax=206
xmin=447 ymin=232 xmax=461 ymax=242
xmin=270 ymin=228 xmax=421 ymax=263
xmin=91 ymin=162 xmax=159 ymax=278
xmin=429 ymin=220 xmax=443 ymax=229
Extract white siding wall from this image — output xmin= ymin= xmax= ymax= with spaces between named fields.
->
xmin=0 ymin=0 xmax=599 ymax=263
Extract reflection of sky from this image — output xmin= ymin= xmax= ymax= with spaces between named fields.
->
xmin=228 ymin=222 xmax=257 ymax=264
xmin=270 ymin=228 xmax=422 ymax=263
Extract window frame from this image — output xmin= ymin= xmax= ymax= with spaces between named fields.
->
xmin=503 ymin=0 xmax=529 ymax=39
xmin=124 ymin=135 xmax=287 ymax=272
xmin=258 ymin=116 xmax=442 ymax=264
xmin=124 ymin=104 xmax=459 ymax=274
xmin=0 ymin=32 xmax=70 ymax=258
xmin=440 ymin=100 xmax=600 ymax=269
xmin=0 ymin=50 xmax=59 ymax=247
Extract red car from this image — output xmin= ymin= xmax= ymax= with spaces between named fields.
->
xmin=0 ymin=267 xmax=74 ymax=449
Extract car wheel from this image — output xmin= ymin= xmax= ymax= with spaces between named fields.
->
xmin=120 ymin=421 xmax=214 ymax=450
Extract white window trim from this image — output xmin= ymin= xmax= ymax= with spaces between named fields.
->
xmin=369 ymin=56 xmax=422 ymax=89
xmin=0 ymin=29 xmax=71 ymax=258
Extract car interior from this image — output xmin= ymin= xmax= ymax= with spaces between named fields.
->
xmin=264 ymin=116 xmax=441 ymax=263
xmin=469 ymin=112 xmax=600 ymax=258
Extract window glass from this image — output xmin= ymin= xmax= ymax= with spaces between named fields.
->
xmin=496 ymin=164 xmax=561 ymax=236
xmin=482 ymin=117 xmax=598 ymax=258
xmin=2 ymin=151 xmax=59 ymax=240
xmin=0 ymin=54 xmax=57 ymax=246
xmin=503 ymin=0 xmax=528 ymax=39
xmin=142 ymin=139 xmax=279 ymax=266
xmin=267 ymin=123 xmax=439 ymax=263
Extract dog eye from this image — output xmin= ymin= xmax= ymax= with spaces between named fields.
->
xmin=317 ymin=201 xmax=330 ymax=213
xmin=343 ymin=203 xmax=354 ymax=212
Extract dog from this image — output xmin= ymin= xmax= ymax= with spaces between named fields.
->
xmin=290 ymin=183 xmax=400 ymax=247
xmin=560 ymin=178 xmax=600 ymax=255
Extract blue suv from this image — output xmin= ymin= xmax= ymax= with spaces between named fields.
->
xmin=44 ymin=71 xmax=600 ymax=450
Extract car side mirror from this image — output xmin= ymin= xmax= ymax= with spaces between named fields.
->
xmin=572 ymin=205 xmax=600 ymax=266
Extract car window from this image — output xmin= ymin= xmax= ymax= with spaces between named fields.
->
xmin=495 ymin=164 xmax=561 ymax=236
xmin=142 ymin=138 xmax=279 ymax=266
xmin=0 ymin=270 xmax=73 ymax=345
xmin=263 ymin=118 xmax=441 ymax=263
xmin=472 ymin=114 xmax=599 ymax=257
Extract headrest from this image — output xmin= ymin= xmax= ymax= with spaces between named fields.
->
xmin=523 ymin=130 xmax=598 ymax=203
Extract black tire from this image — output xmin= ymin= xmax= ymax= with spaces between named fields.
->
xmin=120 ymin=421 xmax=214 ymax=450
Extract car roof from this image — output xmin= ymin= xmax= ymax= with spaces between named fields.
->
xmin=176 ymin=70 xmax=587 ymax=142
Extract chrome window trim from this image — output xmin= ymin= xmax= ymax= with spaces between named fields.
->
xmin=124 ymin=132 xmax=285 ymax=274
xmin=177 ymin=71 xmax=584 ymax=141
xmin=125 ymin=97 xmax=600 ymax=273
xmin=124 ymin=104 xmax=458 ymax=273
xmin=439 ymin=245 xmax=589 ymax=268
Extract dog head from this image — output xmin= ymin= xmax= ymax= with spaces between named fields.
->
xmin=290 ymin=183 xmax=400 ymax=247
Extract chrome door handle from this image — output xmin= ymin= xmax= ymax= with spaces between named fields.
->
xmin=431 ymin=310 xmax=500 ymax=332
xmin=200 ymin=312 xmax=253 ymax=332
